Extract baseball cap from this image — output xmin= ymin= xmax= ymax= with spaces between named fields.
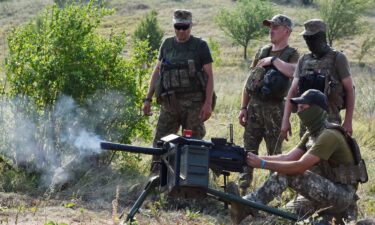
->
xmin=300 ymin=19 xmax=326 ymax=36
xmin=291 ymin=89 xmax=328 ymax=111
xmin=263 ymin=14 xmax=293 ymax=29
xmin=173 ymin=9 xmax=192 ymax=24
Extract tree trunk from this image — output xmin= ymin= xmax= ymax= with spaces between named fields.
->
xmin=243 ymin=45 xmax=247 ymax=60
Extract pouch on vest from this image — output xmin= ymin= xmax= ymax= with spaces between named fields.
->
xmin=261 ymin=68 xmax=290 ymax=100
xmin=196 ymin=69 xmax=217 ymax=111
xmin=326 ymin=124 xmax=368 ymax=184
xmin=246 ymin=67 xmax=266 ymax=93
xmin=298 ymin=69 xmax=326 ymax=95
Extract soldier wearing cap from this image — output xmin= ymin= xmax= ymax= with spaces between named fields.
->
xmin=229 ymin=89 xmax=361 ymax=225
xmin=238 ymin=14 xmax=300 ymax=195
xmin=281 ymin=19 xmax=355 ymax=140
xmin=142 ymin=9 xmax=214 ymax=172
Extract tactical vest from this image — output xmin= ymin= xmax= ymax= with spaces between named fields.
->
xmin=298 ymin=50 xmax=346 ymax=115
xmin=246 ymin=45 xmax=296 ymax=101
xmin=310 ymin=124 xmax=368 ymax=185
xmin=156 ymin=36 xmax=207 ymax=99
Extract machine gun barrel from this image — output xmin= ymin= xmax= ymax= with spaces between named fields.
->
xmin=100 ymin=142 xmax=166 ymax=155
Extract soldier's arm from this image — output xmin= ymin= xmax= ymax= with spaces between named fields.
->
xmin=247 ymin=149 xmax=319 ymax=175
xmin=142 ymin=61 xmax=161 ymax=116
xmin=145 ymin=61 xmax=161 ymax=100
xmin=281 ymin=78 xmax=299 ymax=140
xmin=238 ymin=82 xmax=250 ymax=126
xmin=200 ymin=62 xmax=214 ymax=121
xmin=341 ymin=76 xmax=355 ymax=135
xmin=270 ymin=58 xmax=297 ymax=78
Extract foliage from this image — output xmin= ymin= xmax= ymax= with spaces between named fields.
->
xmin=215 ymin=0 xmax=274 ymax=59
xmin=317 ymin=0 xmax=372 ymax=46
xmin=358 ymin=36 xmax=375 ymax=65
xmin=133 ymin=10 xmax=164 ymax=53
xmin=53 ymin=0 xmax=104 ymax=8
xmin=207 ymin=37 xmax=222 ymax=68
xmin=2 ymin=0 xmax=155 ymax=190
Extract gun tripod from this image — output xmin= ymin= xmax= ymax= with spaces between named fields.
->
xmin=121 ymin=175 xmax=298 ymax=224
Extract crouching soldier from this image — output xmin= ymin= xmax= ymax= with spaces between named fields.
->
xmin=229 ymin=89 xmax=367 ymax=225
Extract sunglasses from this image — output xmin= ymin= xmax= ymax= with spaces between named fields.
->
xmin=174 ymin=24 xmax=190 ymax=30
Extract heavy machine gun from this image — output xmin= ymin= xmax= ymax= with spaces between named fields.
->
xmin=101 ymin=130 xmax=298 ymax=223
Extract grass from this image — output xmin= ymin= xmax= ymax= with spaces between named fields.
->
xmin=0 ymin=0 xmax=374 ymax=223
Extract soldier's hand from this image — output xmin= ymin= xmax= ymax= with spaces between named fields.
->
xmin=200 ymin=102 xmax=212 ymax=122
xmin=256 ymin=57 xmax=272 ymax=67
xmin=342 ymin=120 xmax=353 ymax=136
xmin=246 ymin=152 xmax=261 ymax=168
xmin=280 ymin=119 xmax=292 ymax=141
xmin=238 ymin=108 xmax=247 ymax=126
xmin=142 ymin=101 xmax=153 ymax=116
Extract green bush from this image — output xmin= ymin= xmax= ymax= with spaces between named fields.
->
xmin=133 ymin=10 xmax=164 ymax=53
xmin=1 ymin=1 xmax=155 ymax=190
xmin=216 ymin=0 xmax=274 ymax=59
xmin=317 ymin=0 xmax=372 ymax=46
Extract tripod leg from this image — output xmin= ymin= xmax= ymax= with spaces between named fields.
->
xmin=121 ymin=176 xmax=160 ymax=222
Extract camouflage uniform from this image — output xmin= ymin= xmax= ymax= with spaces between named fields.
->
xmin=240 ymin=15 xmax=299 ymax=190
xmin=243 ymin=124 xmax=359 ymax=224
xmin=154 ymin=93 xmax=206 ymax=144
xmin=245 ymin=171 xmax=357 ymax=222
xmin=295 ymin=19 xmax=353 ymax=136
xmin=151 ymin=10 xmax=213 ymax=169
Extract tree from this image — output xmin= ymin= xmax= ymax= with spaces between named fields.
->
xmin=133 ymin=10 xmax=164 ymax=53
xmin=215 ymin=0 xmax=274 ymax=59
xmin=2 ymin=1 xmax=155 ymax=187
xmin=317 ymin=0 xmax=372 ymax=46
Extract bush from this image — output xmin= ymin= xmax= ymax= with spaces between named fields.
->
xmin=317 ymin=0 xmax=372 ymax=46
xmin=133 ymin=10 xmax=164 ymax=53
xmin=1 ymin=1 xmax=155 ymax=190
xmin=216 ymin=0 xmax=274 ymax=59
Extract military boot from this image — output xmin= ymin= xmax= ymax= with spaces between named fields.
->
xmin=226 ymin=182 xmax=257 ymax=225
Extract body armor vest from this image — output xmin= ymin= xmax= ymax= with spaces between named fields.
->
xmin=298 ymin=50 xmax=346 ymax=115
xmin=246 ymin=45 xmax=296 ymax=101
xmin=308 ymin=124 xmax=368 ymax=185
xmin=157 ymin=36 xmax=207 ymax=96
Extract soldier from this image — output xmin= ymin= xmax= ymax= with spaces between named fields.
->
xmin=281 ymin=19 xmax=355 ymax=140
xmin=142 ymin=9 xmax=214 ymax=172
xmin=238 ymin=15 xmax=299 ymax=195
xmin=230 ymin=89 xmax=364 ymax=225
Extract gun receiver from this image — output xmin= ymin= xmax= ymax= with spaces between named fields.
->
xmin=100 ymin=134 xmax=298 ymax=223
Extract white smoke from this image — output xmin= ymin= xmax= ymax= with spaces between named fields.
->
xmin=0 ymin=92 xmax=129 ymax=189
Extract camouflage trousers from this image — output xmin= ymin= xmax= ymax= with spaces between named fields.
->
xmin=151 ymin=95 xmax=206 ymax=172
xmin=239 ymin=99 xmax=284 ymax=189
xmin=244 ymin=171 xmax=358 ymax=223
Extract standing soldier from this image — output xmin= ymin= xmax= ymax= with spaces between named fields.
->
xmin=238 ymin=15 xmax=299 ymax=195
xmin=281 ymin=19 xmax=355 ymax=139
xmin=142 ymin=9 xmax=214 ymax=173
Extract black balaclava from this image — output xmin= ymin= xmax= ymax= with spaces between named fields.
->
xmin=303 ymin=31 xmax=330 ymax=58
xmin=297 ymin=105 xmax=327 ymax=135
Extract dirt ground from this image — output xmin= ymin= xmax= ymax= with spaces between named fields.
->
xmin=0 ymin=192 xmax=114 ymax=225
